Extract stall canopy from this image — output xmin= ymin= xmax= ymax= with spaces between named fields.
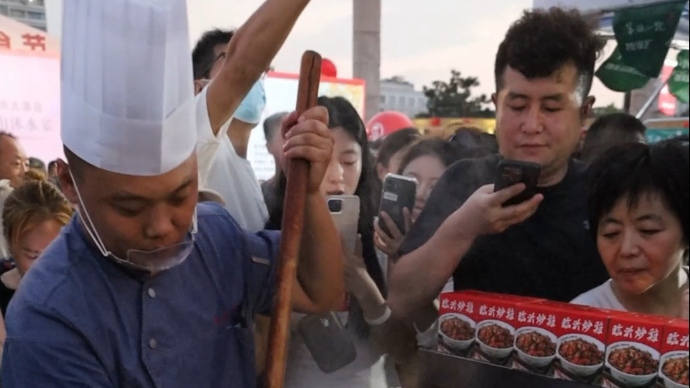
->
xmin=0 ymin=15 xmax=63 ymax=163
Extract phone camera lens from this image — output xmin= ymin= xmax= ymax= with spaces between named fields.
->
xmin=328 ymin=199 xmax=343 ymax=213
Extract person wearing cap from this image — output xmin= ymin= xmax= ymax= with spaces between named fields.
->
xmin=0 ymin=1 xmax=343 ymax=387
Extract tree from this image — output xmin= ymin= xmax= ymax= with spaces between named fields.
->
xmin=422 ymin=70 xmax=494 ymax=118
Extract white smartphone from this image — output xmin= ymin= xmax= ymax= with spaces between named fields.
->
xmin=327 ymin=195 xmax=360 ymax=254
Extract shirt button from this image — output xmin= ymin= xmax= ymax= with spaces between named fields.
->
xmin=149 ymin=338 xmax=157 ymax=349
xmin=148 ymin=288 xmax=156 ymax=298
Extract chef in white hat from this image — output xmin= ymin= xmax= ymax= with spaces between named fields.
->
xmin=1 ymin=0 xmax=343 ymax=387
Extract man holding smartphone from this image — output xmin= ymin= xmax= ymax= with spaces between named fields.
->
xmin=389 ymin=8 xmax=609 ymax=320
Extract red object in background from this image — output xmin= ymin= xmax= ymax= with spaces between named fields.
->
xmin=321 ymin=58 xmax=337 ymax=78
xmin=430 ymin=117 xmax=442 ymax=126
xmin=366 ymin=111 xmax=415 ymax=140
xmin=659 ymin=65 xmax=677 ymax=117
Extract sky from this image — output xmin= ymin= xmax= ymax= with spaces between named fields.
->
xmin=186 ymin=0 xmax=625 ymax=108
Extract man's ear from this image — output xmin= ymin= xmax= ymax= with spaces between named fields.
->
xmin=581 ymin=95 xmax=596 ymax=121
xmin=56 ymin=159 xmax=78 ymax=204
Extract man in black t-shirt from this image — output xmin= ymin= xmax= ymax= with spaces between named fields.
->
xmin=388 ymin=8 xmax=609 ymax=319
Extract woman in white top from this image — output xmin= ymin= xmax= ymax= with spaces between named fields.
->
xmin=266 ymin=96 xmax=396 ymax=388
xmin=572 ymin=139 xmax=689 ymax=319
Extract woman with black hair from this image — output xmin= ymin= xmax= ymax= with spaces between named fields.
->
xmin=373 ymin=128 xmax=421 ymax=183
xmin=573 ymin=140 xmax=689 ymax=319
xmin=266 ymin=96 xmax=389 ymax=388
xmin=375 ymin=139 xmax=457 ymax=259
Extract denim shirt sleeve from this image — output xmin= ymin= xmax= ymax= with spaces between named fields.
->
xmin=242 ymin=229 xmax=281 ymax=317
xmin=1 ymin=303 xmax=113 ymax=388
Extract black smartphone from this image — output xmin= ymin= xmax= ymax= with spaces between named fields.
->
xmin=494 ymin=160 xmax=541 ymax=207
xmin=378 ymin=174 xmax=417 ymax=236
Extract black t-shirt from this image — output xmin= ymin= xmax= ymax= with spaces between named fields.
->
xmin=398 ymin=154 xmax=608 ymax=302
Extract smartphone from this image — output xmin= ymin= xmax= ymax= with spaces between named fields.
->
xmin=378 ymin=174 xmax=417 ymax=236
xmin=328 ymin=196 xmax=360 ymax=255
xmin=298 ymin=312 xmax=358 ymax=373
xmin=494 ymin=160 xmax=541 ymax=207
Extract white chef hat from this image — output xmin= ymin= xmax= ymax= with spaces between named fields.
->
xmin=60 ymin=0 xmax=196 ymax=176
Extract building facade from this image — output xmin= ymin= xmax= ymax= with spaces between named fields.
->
xmin=0 ymin=0 xmax=46 ymax=31
xmin=380 ymin=76 xmax=428 ymax=118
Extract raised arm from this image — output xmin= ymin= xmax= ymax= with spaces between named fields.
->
xmin=281 ymin=108 xmax=344 ymax=313
xmin=205 ymin=0 xmax=311 ymax=135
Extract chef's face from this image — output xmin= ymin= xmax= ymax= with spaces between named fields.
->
xmin=58 ymin=154 xmax=198 ymax=260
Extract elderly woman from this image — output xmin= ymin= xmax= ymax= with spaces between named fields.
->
xmin=573 ymin=139 xmax=689 ymax=319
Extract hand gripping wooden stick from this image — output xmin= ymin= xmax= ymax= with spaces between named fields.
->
xmin=264 ymin=51 xmax=322 ymax=388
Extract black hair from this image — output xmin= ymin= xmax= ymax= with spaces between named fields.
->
xmin=63 ymin=146 xmax=90 ymax=183
xmin=192 ymin=29 xmax=235 ymax=80
xmin=48 ymin=160 xmax=58 ymax=171
xmin=373 ymin=128 xmax=421 ymax=170
xmin=266 ymin=97 xmax=385 ymax=336
xmin=263 ymin=112 xmax=288 ymax=143
xmin=0 ymin=131 xmax=17 ymax=141
xmin=448 ymin=127 xmax=498 ymax=160
xmin=494 ymin=7 xmax=605 ymax=99
xmin=398 ymin=139 xmax=457 ymax=175
xmin=587 ymin=141 xmax=689 ymax=246
xmin=581 ymin=113 xmax=647 ymax=164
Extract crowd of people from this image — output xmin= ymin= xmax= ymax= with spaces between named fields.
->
xmin=0 ymin=0 xmax=686 ymax=387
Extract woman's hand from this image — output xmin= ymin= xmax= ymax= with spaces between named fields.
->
xmin=374 ymin=209 xmax=412 ymax=257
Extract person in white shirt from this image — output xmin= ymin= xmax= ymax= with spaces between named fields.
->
xmin=190 ymin=10 xmax=298 ymax=231
xmin=572 ymin=139 xmax=689 ymax=319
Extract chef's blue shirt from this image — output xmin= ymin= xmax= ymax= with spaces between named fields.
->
xmin=1 ymin=203 xmax=279 ymax=388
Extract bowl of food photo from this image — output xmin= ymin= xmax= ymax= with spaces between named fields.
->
xmin=439 ymin=314 xmax=476 ymax=352
xmin=659 ymin=351 xmax=689 ymax=388
xmin=475 ymin=320 xmax=515 ymax=360
xmin=557 ymin=334 xmax=606 ymax=378
xmin=606 ymin=342 xmax=660 ymax=387
xmin=514 ymin=327 xmax=558 ymax=369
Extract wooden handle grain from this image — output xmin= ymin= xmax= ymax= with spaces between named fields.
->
xmin=263 ymin=51 xmax=322 ymax=388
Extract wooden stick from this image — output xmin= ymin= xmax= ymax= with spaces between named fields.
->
xmin=264 ymin=51 xmax=322 ymax=388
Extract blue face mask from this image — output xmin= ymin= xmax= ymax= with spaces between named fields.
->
xmin=233 ymin=79 xmax=266 ymax=125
